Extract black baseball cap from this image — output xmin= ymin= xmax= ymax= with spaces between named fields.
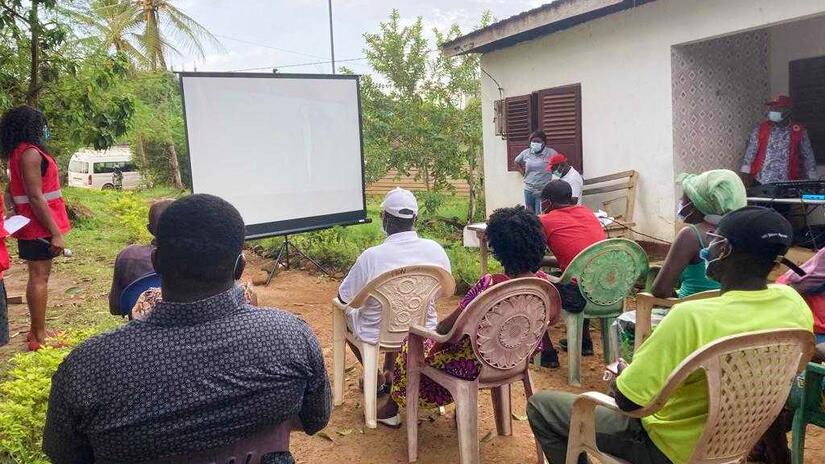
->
xmin=541 ymin=180 xmax=573 ymax=204
xmin=716 ymin=206 xmax=801 ymax=272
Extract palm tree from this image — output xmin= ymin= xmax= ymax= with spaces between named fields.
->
xmin=69 ymin=0 xmax=221 ymax=71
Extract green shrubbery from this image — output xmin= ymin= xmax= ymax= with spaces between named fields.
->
xmin=0 ymin=327 xmax=116 ymax=464
xmin=258 ymin=194 xmax=495 ymax=290
xmin=110 ymin=193 xmax=153 ymax=244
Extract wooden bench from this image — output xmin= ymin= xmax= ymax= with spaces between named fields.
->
xmin=581 ymin=169 xmax=638 ymax=238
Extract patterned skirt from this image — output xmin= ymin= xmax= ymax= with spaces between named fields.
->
xmin=391 ymin=336 xmax=481 ymax=410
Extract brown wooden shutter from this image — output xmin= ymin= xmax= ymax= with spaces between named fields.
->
xmin=505 ymin=94 xmax=534 ymax=171
xmin=790 ymin=56 xmax=825 ymax=163
xmin=537 ymin=84 xmax=583 ymax=173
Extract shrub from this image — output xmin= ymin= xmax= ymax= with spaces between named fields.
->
xmin=446 ymin=245 xmax=502 ymax=293
xmin=110 ymin=193 xmax=151 ymax=244
xmin=0 ymin=325 xmax=115 ymax=464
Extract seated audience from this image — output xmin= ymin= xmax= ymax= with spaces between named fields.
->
xmin=539 ymin=180 xmax=606 ymax=362
xmin=777 ymin=247 xmax=825 ymax=349
xmin=379 ymin=206 xmax=553 ymax=426
xmin=338 ymin=187 xmax=451 ymax=391
xmin=616 ymin=169 xmax=746 ymax=356
xmin=43 ymin=194 xmax=330 ymax=463
xmin=546 ymin=154 xmax=583 ymax=203
xmin=108 ymin=199 xmax=172 ymax=315
xmin=527 ymin=206 xmax=813 ymax=464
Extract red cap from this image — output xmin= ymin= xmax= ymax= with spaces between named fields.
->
xmin=765 ymin=95 xmax=793 ymax=108
xmin=547 ymin=154 xmax=568 ymax=170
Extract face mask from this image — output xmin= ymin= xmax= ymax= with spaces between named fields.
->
xmin=676 ymin=200 xmax=693 ymax=222
xmin=700 ymin=235 xmax=730 ymax=278
xmin=380 ymin=215 xmax=388 ymax=236
xmin=768 ymin=111 xmax=784 ymax=123
xmin=530 ymin=142 xmax=543 ymax=154
xmin=42 ymin=126 xmax=50 ymax=142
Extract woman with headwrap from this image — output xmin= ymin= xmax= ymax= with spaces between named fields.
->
xmin=616 ymin=169 xmax=746 ymax=359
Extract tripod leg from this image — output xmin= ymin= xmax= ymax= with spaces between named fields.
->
xmin=292 ymin=245 xmax=332 ymax=277
xmin=265 ymin=240 xmax=289 ymax=286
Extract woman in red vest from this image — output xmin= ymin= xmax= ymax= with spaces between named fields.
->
xmin=0 ymin=105 xmax=71 ymax=351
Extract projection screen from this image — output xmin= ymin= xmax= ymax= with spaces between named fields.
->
xmin=179 ymin=72 xmax=367 ymax=239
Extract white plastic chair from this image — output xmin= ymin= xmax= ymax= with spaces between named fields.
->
xmin=406 ymin=277 xmax=561 ymax=464
xmin=566 ymin=329 xmax=814 ymax=464
xmin=332 ymin=265 xmax=455 ymax=428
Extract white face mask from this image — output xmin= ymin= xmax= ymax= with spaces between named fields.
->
xmin=768 ymin=111 xmax=784 ymax=123
xmin=676 ymin=200 xmax=692 ymax=221
xmin=530 ymin=142 xmax=543 ymax=154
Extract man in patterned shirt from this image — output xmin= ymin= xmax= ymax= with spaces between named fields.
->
xmin=740 ymin=95 xmax=817 ymax=186
xmin=43 ymin=194 xmax=330 ymax=464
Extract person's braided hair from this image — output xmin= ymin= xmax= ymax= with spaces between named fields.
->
xmin=486 ymin=206 xmax=547 ymax=276
xmin=0 ymin=105 xmax=46 ymax=160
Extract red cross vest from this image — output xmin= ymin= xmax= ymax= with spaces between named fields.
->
xmin=8 ymin=143 xmax=72 ymax=240
xmin=750 ymin=121 xmax=805 ymax=181
xmin=0 ymin=197 xmax=10 ymax=278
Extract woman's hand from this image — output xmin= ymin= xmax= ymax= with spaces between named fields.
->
xmin=49 ymin=234 xmax=65 ymax=257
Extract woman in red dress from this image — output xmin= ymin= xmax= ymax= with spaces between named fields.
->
xmin=0 ymin=106 xmax=71 ymax=350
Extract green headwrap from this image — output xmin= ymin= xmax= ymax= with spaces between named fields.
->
xmin=676 ymin=169 xmax=746 ymax=216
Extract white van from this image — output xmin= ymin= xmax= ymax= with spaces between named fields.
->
xmin=67 ymin=146 xmax=142 ymax=190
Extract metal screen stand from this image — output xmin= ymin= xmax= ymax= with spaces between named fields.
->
xmin=265 ymin=235 xmax=331 ymax=285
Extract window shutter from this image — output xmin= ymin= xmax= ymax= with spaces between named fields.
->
xmin=790 ymin=56 xmax=825 ymax=163
xmin=537 ymin=84 xmax=583 ymax=173
xmin=505 ymin=94 xmax=534 ymax=171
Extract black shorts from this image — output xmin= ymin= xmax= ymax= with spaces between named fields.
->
xmin=18 ymin=238 xmax=54 ymax=261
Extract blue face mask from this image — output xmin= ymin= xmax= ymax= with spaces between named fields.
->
xmin=42 ymin=126 xmax=50 ymax=142
xmin=530 ymin=142 xmax=543 ymax=154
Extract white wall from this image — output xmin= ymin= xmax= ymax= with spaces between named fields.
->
xmin=480 ymin=0 xmax=825 ymax=240
xmin=769 ymin=14 xmax=825 ymax=95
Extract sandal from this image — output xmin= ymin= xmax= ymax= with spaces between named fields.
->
xmin=377 ymin=414 xmax=402 ymax=428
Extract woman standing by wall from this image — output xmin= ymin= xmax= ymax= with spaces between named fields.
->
xmin=515 ymin=130 xmax=557 ymax=213
xmin=0 ymin=105 xmax=71 ymax=351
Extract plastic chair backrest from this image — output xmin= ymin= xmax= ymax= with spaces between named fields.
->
xmin=119 ymin=272 xmax=161 ymax=317
xmin=642 ymin=329 xmax=813 ymax=463
xmin=560 ymin=238 xmax=648 ymax=313
xmin=446 ymin=277 xmax=561 ymax=384
xmin=138 ymin=418 xmax=294 ymax=464
xmin=349 ymin=265 xmax=455 ymax=349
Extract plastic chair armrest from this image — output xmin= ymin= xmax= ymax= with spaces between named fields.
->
xmin=806 ymin=362 xmax=825 ymax=377
xmin=635 ymin=292 xmax=680 ymax=309
xmin=332 ymin=297 xmax=349 ymax=312
xmin=409 ymin=324 xmax=451 ymax=344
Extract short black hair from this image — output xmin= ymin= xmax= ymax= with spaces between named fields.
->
xmin=383 ymin=212 xmax=415 ymax=234
xmin=541 ymin=180 xmax=573 ymax=204
xmin=0 ymin=105 xmax=46 ymax=160
xmin=486 ymin=206 xmax=547 ymax=276
xmin=529 ymin=130 xmax=547 ymax=143
xmin=155 ymin=194 xmax=245 ymax=283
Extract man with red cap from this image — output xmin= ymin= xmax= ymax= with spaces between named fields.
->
xmin=546 ymin=153 xmax=583 ymax=204
xmin=740 ymin=95 xmax=817 ymax=186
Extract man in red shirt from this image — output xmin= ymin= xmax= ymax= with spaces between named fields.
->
xmin=539 ymin=180 xmax=606 ymax=355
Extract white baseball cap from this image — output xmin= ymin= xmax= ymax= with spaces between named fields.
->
xmin=380 ymin=187 xmax=418 ymax=219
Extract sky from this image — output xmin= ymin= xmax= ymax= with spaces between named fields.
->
xmin=166 ymin=0 xmax=546 ymax=74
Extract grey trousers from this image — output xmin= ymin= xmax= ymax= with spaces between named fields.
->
xmin=527 ymin=391 xmax=672 ymax=464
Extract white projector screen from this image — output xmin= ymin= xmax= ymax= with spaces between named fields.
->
xmin=179 ymin=72 xmax=367 ymax=238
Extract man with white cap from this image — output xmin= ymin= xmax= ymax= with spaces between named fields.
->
xmin=338 ymin=188 xmax=451 ymax=396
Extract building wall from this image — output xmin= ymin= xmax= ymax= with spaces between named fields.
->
xmin=769 ymin=14 xmax=825 ymax=95
xmin=480 ymin=0 xmax=825 ymax=239
xmin=671 ymin=30 xmax=770 ymax=175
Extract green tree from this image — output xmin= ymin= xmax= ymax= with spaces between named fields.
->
xmin=360 ymin=10 xmax=490 ymax=222
xmin=66 ymin=0 xmax=148 ymax=66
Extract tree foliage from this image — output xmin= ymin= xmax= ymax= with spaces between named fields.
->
xmin=360 ymin=10 xmax=490 ymax=222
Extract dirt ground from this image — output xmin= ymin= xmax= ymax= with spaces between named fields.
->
xmin=2 ymin=253 xmax=825 ymax=463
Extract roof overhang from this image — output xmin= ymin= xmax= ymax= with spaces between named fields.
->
xmin=442 ymin=0 xmax=654 ymax=57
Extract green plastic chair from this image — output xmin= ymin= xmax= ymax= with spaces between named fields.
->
xmin=791 ymin=362 xmax=825 ymax=464
xmin=550 ymin=238 xmax=649 ymax=386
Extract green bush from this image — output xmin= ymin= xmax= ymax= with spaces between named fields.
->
xmin=110 ymin=193 xmax=151 ymax=244
xmin=0 ymin=326 xmax=115 ymax=464
xmin=446 ymin=245 xmax=502 ymax=292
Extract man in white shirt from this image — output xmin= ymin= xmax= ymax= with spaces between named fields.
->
xmin=547 ymin=154 xmax=584 ymax=204
xmin=338 ymin=188 xmax=451 ymax=396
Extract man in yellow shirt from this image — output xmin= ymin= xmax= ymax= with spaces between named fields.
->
xmin=527 ymin=206 xmax=813 ymax=464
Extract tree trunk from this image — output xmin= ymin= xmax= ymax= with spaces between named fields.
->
xmin=466 ymin=152 xmax=477 ymax=224
xmin=26 ymin=0 xmax=39 ymax=106
xmin=422 ymin=165 xmax=430 ymax=192
xmin=167 ymin=142 xmax=183 ymax=189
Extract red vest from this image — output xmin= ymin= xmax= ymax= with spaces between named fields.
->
xmin=750 ymin=121 xmax=805 ymax=180
xmin=0 ymin=197 xmax=10 ymax=278
xmin=8 ymin=143 xmax=72 ymax=240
